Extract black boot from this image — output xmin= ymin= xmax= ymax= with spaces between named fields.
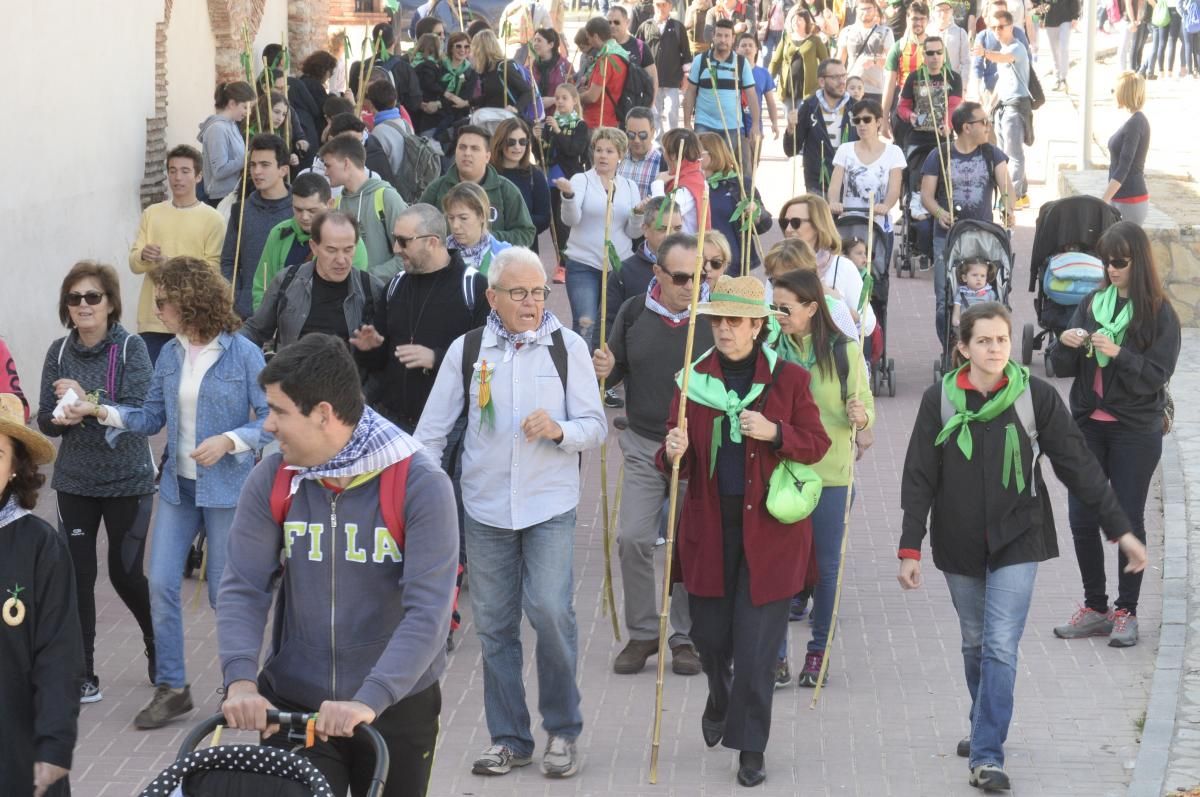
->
xmin=737 ymin=752 xmax=765 ymax=787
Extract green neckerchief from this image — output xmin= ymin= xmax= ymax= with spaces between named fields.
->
xmin=554 ymin=109 xmax=581 ymax=132
xmin=583 ymin=39 xmax=629 ymax=83
xmin=1090 ymin=284 xmax=1132 ymax=367
xmin=935 ymin=361 xmax=1031 ymax=492
xmin=411 ymin=52 xmax=434 ymax=68
xmin=441 ymin=58 xmax=469 ymax=95
xmin=677 ymin=342 xmax=779 ymax=476
xmin=777 ymin=333 xmax=817 ymax=371
xmin=707 ymin=169 xmax=739 ymax=189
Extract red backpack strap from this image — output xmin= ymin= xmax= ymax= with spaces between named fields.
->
xmin=269 ymin=463 xmax=294 ymax=525
xmin=379 ymin=456 xmax=413 ymax=550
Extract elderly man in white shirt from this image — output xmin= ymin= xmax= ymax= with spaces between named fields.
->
xmin=416 ymin=247 xmax=605 ymax=781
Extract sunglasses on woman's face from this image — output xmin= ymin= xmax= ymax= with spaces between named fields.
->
xmin=453 ymin=43 xmax=470 ymax=50
xmin=1106 ymin=257 xmax=1132 ymax=269
xmin=704 ymin=257 xmax=727 ymax=271
xmin=67 ymin=291 xmax=105 ymax=307
xmin=779 ymin=216 xmax=809 ymax=230
xmin=709 ymin=315 xmax=747 ymax=328
xmin=505 ymin=137 xmax=528 ymax=148
xmin=852 ymin=115 xmax=876 ymax=125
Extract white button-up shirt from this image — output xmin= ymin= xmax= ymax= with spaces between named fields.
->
xmin=416 ymin=324 xmax=607 ymax=530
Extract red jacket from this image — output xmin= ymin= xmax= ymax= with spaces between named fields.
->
xmin=658 ymin=348 xmax=831 ymax=606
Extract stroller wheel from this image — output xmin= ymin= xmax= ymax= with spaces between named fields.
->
xmin=887 ymin=360 xmax=896 ymax=397
xmin=1021 ymin=323 xmax=1035 ymax=366
xmin=871 ymin=365 xmax=883 ymax=396
xmin=1045 ymin=355 xmax=1056 ymax=379
xmin=933 ymin=359 xmax=943 ymax=383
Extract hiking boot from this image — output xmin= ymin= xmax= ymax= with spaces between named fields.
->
xmin=145 ymin=636 xmax=156 ymax=685
xmin=774 ymin=657 xmax=791 ymax=688
xmin=134 ymin=684 xmax=193 ymax=730
xmin=1053 ymin=606 xmax=1114 ymax=639
xmin=1109 ymin=609 xmax=1139 ymax=647
xmin=613 ymin=638 xmax=659 ymax=674
xmin=788 ymin=594 xmax=809 ymax=621
xmin=472 ymin=744 xmax=532 ymax=775
xmin=671 ymin=643 xmax=702 ymax=675
xmin=969 ymin=763 xmax=1011 ymax=791
xmin=541 ymin=735 xmax=579 ymax=778
xmin=957 ymin=737 xmax=971 ymax=757
xmin=797 ymin=651 xmax=826 ymax=688
xmin=80 ymin=675 xmax=102 ymax=704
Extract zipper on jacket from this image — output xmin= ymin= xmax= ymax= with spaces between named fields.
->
xmin=330 ymin=492 xmax=339 ymax=697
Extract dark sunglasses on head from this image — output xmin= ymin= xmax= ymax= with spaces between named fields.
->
xmin=662 ymin=270 xmax=695 ymax=286
xmin=852 ymin=115 xmax=876 ymax=125
xmin=1106 ymin=257 xmax=1132 ymax=269
xmin=505 ymin=137 xmax=528 ymax=147
xmin=629 ymin=130 xmax=652 ymax=140
xmin=67 ymin=291 xmax=105 ymax=307
xmin=779 ymin=217 xmax=809 ymax=230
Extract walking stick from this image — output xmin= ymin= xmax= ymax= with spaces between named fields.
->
xmin=354 ymin=33 xmax=382 ymax=118
xmin=231 ymin=27 xmax=256 ymax=295
xmin=810 ymin=200 xmax=873 ymax=708
xmin=649 ymin=188 xmax=712 ymax=785
xmin=921 ymin=69 xmax=954 ymax=225
xmin=598 ymin=179 xmax=621 ymax=641
xmin=742 ymin=136 xmax=763 ymax=274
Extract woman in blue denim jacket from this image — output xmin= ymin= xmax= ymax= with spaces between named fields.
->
xmin=65 ymin=257 xmax=269 ymax=731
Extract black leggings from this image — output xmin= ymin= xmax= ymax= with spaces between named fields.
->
xmin=57 ymin=492 xmax=155 ymax=676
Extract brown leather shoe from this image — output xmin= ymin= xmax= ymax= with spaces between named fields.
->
xmin=671 ymin=644 xmax=702 ymax=675
xmin=613 ymin=638 xmax=660 ymax=674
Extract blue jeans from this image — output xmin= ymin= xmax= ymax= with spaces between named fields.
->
xmin=777 ymin=486 xmax=851 ymax=661
xmin=564 ymin=259 xmax=601 ymax=352
xmin=148 ymin=477 xmax=235 ymax=688
xmin=465 ymin=509 xmax=582 ymax=757
xmin=943 ymin=562 xmax=1038 ymax=769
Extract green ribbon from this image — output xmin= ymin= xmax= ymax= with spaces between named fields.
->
xmin=240 ymin=50 xmax=254 ymax=83
xmin=1001 ymin=422 xmax=1026 ymax=493
xmin=707 ymin=169 xmax=739 ymax=189
xmin=677 ymin=347 xmax=779 ymax=476
xmin=1090 ymin=284 xmax=1132 ymax=367
xmin=730 ymin=195 xmax=761 ymax=233
xmin=605 ymin=240 xmax=623 ymax=273
xmin=935 ymin=362 xmax=1031 ymax=493
xmin=342 ymin=34 xmax=353 ymax=68
xmin=709 ymin=291 xmax=767 ymax=306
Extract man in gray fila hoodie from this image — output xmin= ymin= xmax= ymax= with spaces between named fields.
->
xmin=218 ymin=334 xmax=459 ymax=797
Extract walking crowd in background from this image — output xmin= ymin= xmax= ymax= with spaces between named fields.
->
xmin=0 ymin=0 xmax=1184 ymax=794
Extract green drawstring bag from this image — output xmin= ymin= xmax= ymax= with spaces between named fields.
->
xmin=766 ymin=459 xmax=823 ymax=523
xmin=1152 ymin=0 xmax=1171 ymax=27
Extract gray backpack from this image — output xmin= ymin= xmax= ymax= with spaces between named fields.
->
xmin=378 ymin=120 xmax=442 ymax=204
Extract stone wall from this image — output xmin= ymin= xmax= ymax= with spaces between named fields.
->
xmin=1060 ymin=170 xmax=1200 ymax=326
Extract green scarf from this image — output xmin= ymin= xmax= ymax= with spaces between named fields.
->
xmin=677 ymin=344 xmax=779 ymax=476
xmin=554 ymin=109 xmax=581 ymax=132
xmin=935 ymin=362 xmax=1031 ymax=493
xmin=583 ymin=39 xmax=629 ymax=83
xmin=1090 ymin=284 xmax=1132 ymax=367
xmin=706 ymin=169 xmax=739 ymax=189
xmin=441 ymin=58 xmax=470 ymax=95
xmin=775 ymin=333 xmax=816 ymax=371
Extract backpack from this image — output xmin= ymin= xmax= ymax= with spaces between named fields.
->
xmin=335 ymin=185 xmax=394 ymax=250
xmin=1182 ymin=0 xmax=1200 ymax=33
xmin=378 ymin=119 xmax=442 ymax=204
xmin=932 ymin=142 xmax=1000 ymax=214
xmin=459 ymin=326 xmax=568 ymax=417
xmin=939 ymin=381 xmax=1041 ymax=495
xmin=604 ymin=45 xmax=655 ymax=127
xmin=268 ymin=457 xmax=411 ymax=551
xmin=506 ymin=61 xmax=546 ymax=124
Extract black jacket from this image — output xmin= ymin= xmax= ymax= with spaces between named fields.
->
xmin=1048 ymin=292 xmax=1181 ymax=433
xmin=639 ymin=17 xmax=694 ymax=86
xmin=0 ymin=512 xmax=83 ymax=795
xmin=791 ymin=93 xmax=857 ymax=197
xmin=900 ymin=375 xmax=1130 ymax=576
xmin=545 ymin=120 xmax=592 ymax=178
xmin=606 ymin=249 xmax=657 ymax=329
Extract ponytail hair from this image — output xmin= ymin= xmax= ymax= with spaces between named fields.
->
xmin=215 ymin=80 xmax=255 ymax=110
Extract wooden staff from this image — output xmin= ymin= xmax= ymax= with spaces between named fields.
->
xmin=241 ymin=25 xmax=262 ymax=133
xmin=355 ymin=33 xmax=382 ymax=118
xmin=261 ymin=56 xmax=277 ymax=135
xmin=598 ymin=178 xmax=621 ymax=641
xmin=742 ymin=135 xmax=763 ymax=274
xmin=455 ymin=0 xmax=465 ymax=31
xmin=649 ymin=188 xmax=712 ymax=785
xmin=921 ymin=68 xmax=953 ymax=226
xmin=231 ymin=27 xmax=257 ymax=296
xmin=281 ymin=30 xmax=292 ymax=153
xmin=810 ymin=200 xmax=873 ymax=708
xmin=599 ymin=55 xmax=610 ymax=128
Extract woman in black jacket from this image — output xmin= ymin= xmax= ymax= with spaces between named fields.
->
xmin=411 ymin=33 xmax=449 ymax=135
xmin=1048 ymin=221 xmax=1180 ymax=647
xmin=900 ymin=302 xmax=1146 ymax=793
xmin=469 ymin=29 xmax=533 ymax=114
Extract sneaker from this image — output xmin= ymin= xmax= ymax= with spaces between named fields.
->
xmin=797 ymin=650 xmax=826 ymax=687
xmin=553 ymin=264 xmax=567 ymax=284
xmin=969 ymin=763 xmax=1011 ymax=791
xmin=603 ymin=388 xmax=624 ymax=409
xmin=542 ymin=735 xmax=579 ymax=778
xmin=774 ymin=657 xmax=791 ymax=688
xmin=472 ymin=744 xmax=533 ymax=775
xmin=671 ymin=643 xmax=702 ymax=676
xmin=1109 ymin=609 xmax=1139 ymax=647
xmin=788 ymin=595 xmax=809 ymax=621
xmin=1013 ymin=195 xmax=1031 ymax=211
xmin=1053 ymin=606 xmax=1114 ymax=639
xmin=613 ymin=638 xmax=659 ymax=674
xmin=134 ymin=684 xmax=193 ymax=730
xmin=80 ymin=676 xmax=103 ymax=704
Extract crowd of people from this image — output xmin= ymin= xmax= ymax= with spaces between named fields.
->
xmin=0 ymin=1 xmax=1184 ymax=796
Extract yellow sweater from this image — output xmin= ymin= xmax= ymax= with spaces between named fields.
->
xmin=128 ymin=201 xmax=226 ymax=333
xmin=784 ymin=334 xmax=875 ymax=487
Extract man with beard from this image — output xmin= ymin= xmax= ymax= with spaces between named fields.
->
xmin=790 ymin=59 xmax=858 ymax=197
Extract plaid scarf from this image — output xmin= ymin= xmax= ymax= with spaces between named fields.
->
xmin=0 ymin=494 xmax=31 ymax=528
xmin=450 ymin=233 xmax=494 ymax=270
xmin=645 ymin=277 xmax=711 ymax=327
xmin=283 ymin=406 xmax=423 ymax=496
xmin=485 ymin=309 xmax=564 ymax=361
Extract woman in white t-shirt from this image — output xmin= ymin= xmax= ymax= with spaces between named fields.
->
xmin=827 ymin=98 xmax=904 ymax=267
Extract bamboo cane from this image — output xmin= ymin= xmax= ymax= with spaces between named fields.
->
xmin=742 ymin=136 xmax=763 ymax=274
xmin=281 ymin=33 xmax=292 ymax=149
xmin=455 ymin=0 xmax=466 ymax=31
xmin=242 ymin=25 xmax=263 ymax=133
xmin=921 ymin=69 xmax=953 ymax=225
xmin=598 ymin=179 xmax=621 ymax=640
xmin=599 ymin=55 xmax=609 ymax=128
xmin=810 ymin=201 xmax=873 ymax=708
xmin=231 ymin=29 xmax=256 ymax=296
xmin=649 ymin=188 xmax=712 ymax=785
xmin=355 ymin=33 xmax=382 ymax=118
xmin=262 ymin=56 xmax=277 ymax=135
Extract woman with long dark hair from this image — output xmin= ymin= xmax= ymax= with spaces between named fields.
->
xmin=532 ymin=27 xmax=575 ymax=116
xmin=492 ymin=117 xmax=552 ymax=252
xmin=900 ymin=301 xmax=1147 ymax=792
xmin=1049 ymin=221 xmax=1180 ymax=647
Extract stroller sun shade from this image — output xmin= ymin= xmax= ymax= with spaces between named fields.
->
xmin=139 ymin=744 xmax=334 ymax=797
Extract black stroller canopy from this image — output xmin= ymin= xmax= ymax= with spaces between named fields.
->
xmin=139 ymin=744 xmax=334 ymax=797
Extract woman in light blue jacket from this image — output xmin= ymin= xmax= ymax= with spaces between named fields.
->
xmin=67 ymin=257 xmax=269 ymax=730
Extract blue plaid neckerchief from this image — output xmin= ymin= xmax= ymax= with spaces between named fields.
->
xmin=0 ymin=495 xmax=30 ymax=528
xmin=283 ymin=406 xmax=423 ymax=496
xmin=485 ymin=309 xmax=564 ymax=361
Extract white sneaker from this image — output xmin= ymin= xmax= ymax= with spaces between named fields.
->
xmin=541 ymin=735 xmax=579 ymax=778
xmin=80 ymin=677 xmax=103 ymax=704
xmin=471 ymin=744 xmax=532 ymax=776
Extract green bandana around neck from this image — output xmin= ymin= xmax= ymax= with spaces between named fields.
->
xmin=554 ymin=109 xmax=581 ymax=132
xmin=707 ymin=169 xmax=739 ymax=189
xmin=677 ymin=346 xmax=779 ymax=476
xmin=441 ymin=58 xmax=469 ymax=95
xmin=935 ymin=361 xmax=1031 ymax=492
xmin=1090 ymin=284 xmax=1132 ymax=367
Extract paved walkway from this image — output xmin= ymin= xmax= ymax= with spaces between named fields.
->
xmin=51 ymin=32 xmax=1181 ymax=797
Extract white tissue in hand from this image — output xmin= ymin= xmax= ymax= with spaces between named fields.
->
xmin=53 ymin=388 xmax=80 ymax=420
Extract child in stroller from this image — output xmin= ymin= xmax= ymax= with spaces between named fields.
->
xmin=951 ymin=257 xmax=999 ymax=333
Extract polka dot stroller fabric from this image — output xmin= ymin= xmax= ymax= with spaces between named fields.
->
xmin=138 ymin=744 xmax=334 ymax=797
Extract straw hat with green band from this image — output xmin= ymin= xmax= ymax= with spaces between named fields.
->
xmin=0 ymin=394 xmax=55 ymax=466
xmin=695 ymin=275 xmax=785 ymax=319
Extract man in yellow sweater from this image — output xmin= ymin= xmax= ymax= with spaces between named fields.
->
xmin=128 ymin=145 xmax=226 ymax=363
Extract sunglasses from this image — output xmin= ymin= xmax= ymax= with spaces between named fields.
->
xmin=704 ymin=257 xmax=728 ymax=271
xmin=662 ymin=270 xmax=695 ymax=286
xmin=709 ymin=315 xmax=747 ymax=327
xmin=779 ymin=216 xmax=810 ymax=230
xmin=852 ymin=115 xmax=876 ymax=125
xmin=505 ymin=137 xmax=528 ymax=147
xmin=1106 ymin=257 xmax=1132 ymax=269
xmin=966 ymin=116 xmax=991 ymax=126
xmin=395 ymin=233 xmax=439 ymax=248
xmin=924 ymin=49 xmax=944 ymax=56
xmin=453 ymin=43 xmax=470 ymax=50
xmin=67 ymin=291 xmax=106 ymax=307
xmin=628 ymin=130 xmax=652 ymax=140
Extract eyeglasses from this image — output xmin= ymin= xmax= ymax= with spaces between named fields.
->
xmin=852 ymin=115 xmax=876 ymax=125
xmin=505 ymin=137 xmax=529 ymax=147
xmin=67 ymin=291 xmax=106 ymax=307
xmin=1106 ymin=257 xmax=1132 ymax=269
xmin=773 ymin=301 xmax=813 ymax=316
xmin=453 ymin=43 xmax=470 ymax=50
xmin=662 ymin=270 xmax=695 ymax=286
xmin=394 ymin=233 xmax=438 ymax=248
xmin=709 ymin=315 xmax=746 ymax=327
xmin=495 ymin=286 xmax=552 ymax=301
xmin=966 ymin=116 xmax=991 ymax=126
xmin=924 ymin=49 xmax=944 ymax=56
xmin=703 ymin=257 xmax=728 ymax=271
xmin=628 ymin=130 xmax=652 ymax=140
xmin=779 ymin=216 xmax=810 ymax=230
xmin=823 ymin=72 xmax=848 ymax=80
xmin=990 ymin=22 xmax=1012 ymax=29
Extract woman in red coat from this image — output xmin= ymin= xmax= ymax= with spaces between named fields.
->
xmin=662 ymin=274 xmax=830 ymax=788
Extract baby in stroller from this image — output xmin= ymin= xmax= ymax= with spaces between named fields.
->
xmin=951 ymin=257 xmax=999 ymax=333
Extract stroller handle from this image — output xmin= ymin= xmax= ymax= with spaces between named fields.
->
xmin=180 ymin=711 xmax=390 ymax=797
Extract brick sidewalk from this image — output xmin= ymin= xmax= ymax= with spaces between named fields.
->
xmin=57 ymin=68 xmax=1162 ymax=797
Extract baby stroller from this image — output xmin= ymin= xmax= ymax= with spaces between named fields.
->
xmin=836 ymin=211 xmax=896 ymax=397
xmin=894 ymin=142 xmax=937 ymax=278
xmin=139 ymin=711 xmax=389 ymax=797
xmin=934 ymin=218 xmax=1015 ymax=379
xmin=1022 ymin=195 xmax=1121 ymax=376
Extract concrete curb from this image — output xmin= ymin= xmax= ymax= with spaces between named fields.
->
xmin=1127 ymin=433 xmax=1188 ymax=797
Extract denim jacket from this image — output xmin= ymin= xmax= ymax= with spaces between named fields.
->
xmin=108 ymin=332 xmax=270 ymax=508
